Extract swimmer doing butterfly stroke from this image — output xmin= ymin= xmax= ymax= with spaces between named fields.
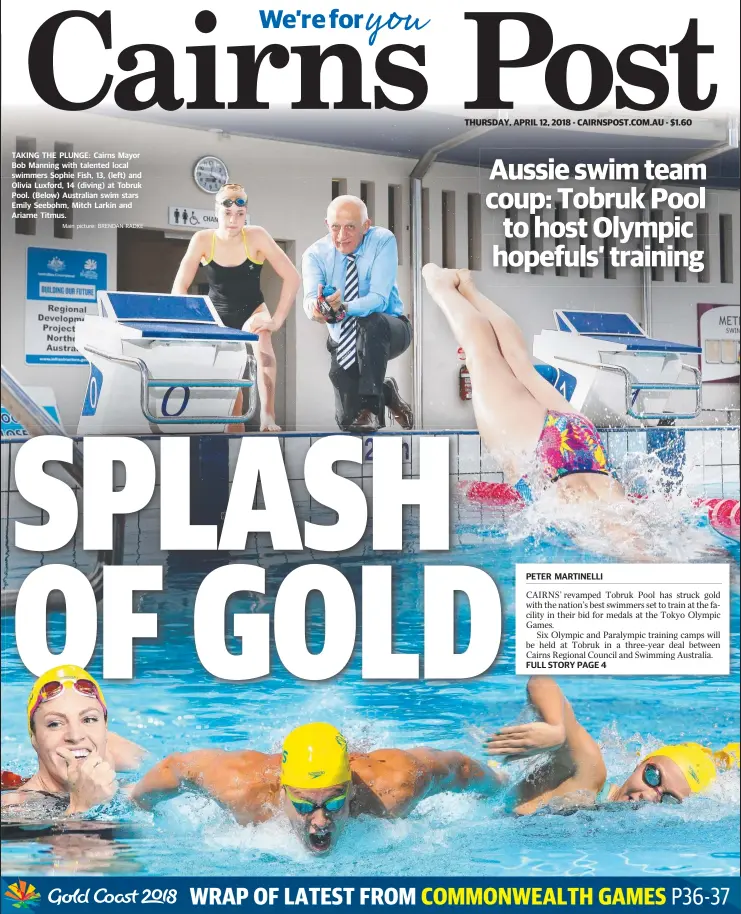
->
xmin=132 ymin=722 xmax=501 ymax=855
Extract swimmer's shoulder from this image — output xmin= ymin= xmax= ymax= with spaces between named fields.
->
xmin=171 ymin=748 xmax=276 ymax=777
xmin=189 ymin=229 xmax=214 ymax=259
xmin=197 ymin=749 xmax=279 ymax=792
xmin=350 ymin=749 xmax=425 ymax=817
xmin=243 ymin=225 xmax=273 ymax=260
xmin=183 ymin=749 xmax=280 ymax=822
xmin=351 ymin=748 xmax=420 ymax=777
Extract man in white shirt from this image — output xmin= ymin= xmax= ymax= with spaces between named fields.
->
xmin=302 ymin=196 xmax=413 ymax=431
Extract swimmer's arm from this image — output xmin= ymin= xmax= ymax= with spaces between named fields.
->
xmin=105 ymin=732 xmax=148 ymax=772
xmin=524 ymin=677 xmax=605 ymax=784
xmin=131 ymin=749 xmax=230 ymax=810
xmin=172 ymin=231 xmax=209 ymax=294
xmin=506 ymin=678 xmax=606 ymax=815
xmin=407 ymin=748 xmax=505 ymax=798
xmin=485 ymin=676 xmax=566 ymax=762
xmin=251 ymin=227 xmax=300 ymax=329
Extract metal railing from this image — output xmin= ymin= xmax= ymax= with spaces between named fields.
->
xmin=552 ymin=356 xmax=703 ymax=421
xmin=83 ymin=345 xmax=257 ymax=426
xmin=1 ymin=365 xmax=125 ymax=611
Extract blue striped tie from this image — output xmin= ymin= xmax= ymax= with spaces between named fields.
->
xmin=336 ymin=254 xmax=359 ymax=370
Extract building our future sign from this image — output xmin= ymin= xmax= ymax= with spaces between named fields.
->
xmin=25 ymin=247 xmax=107 ymax=365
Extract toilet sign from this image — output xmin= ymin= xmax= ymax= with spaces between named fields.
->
xmin=168 ymin=206 xmax=218 ymax=228
xmin=168 ymin=207 xmax=251 ymax=229
xmin=697 ymin=303 xmax=740 ymax=383
xmin=25 ymin=247 xmax=107 ymax=365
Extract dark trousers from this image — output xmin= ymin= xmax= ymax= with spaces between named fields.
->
xmin=328 ymin=313 xmax=412 ymax=429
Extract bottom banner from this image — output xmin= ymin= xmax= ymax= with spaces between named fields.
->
xmin=2 ymin=878 xmax=739 ymax=914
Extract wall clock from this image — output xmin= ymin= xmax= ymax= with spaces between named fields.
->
xmin=193 ymin=156 xmax=229 ymax=194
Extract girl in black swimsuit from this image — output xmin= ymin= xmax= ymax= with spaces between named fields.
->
xmin=173 ymin=183 xmax=301 ymax=432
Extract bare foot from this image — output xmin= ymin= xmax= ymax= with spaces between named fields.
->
xmin=260 ymin=415 xmax=281 ymax=432
xmin=456 ymin=268 xmax=475 ymax=289
xmin=422 ymin=263 xmax=461 ymax=291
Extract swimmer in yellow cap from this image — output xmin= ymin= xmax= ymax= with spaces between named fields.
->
xmin=483 ymin=677 xmax=738 ymax=815
xmin=132 ymin=721 xmax=501 ymax=854
xmin=1 ymin=665 xmax=146 ymax=817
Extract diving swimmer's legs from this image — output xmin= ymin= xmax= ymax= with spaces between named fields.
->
xmin=452 ymin=270 xmax=627 ymax=507
xmin=455 ymin=270 xmax=579 ymax=416
xmin=422 ymin=264 xmax=545 ymax=474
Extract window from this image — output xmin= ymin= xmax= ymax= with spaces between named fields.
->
xmin=54 ymin=142 xmax=74 ymax=240
xmin=505 ymin=207 xmax=518 ymax=273
xmin=720 ymin=214 xmax=733 ymax=284
xmin=696 ymin=213 xmax=710 ymax=284
xmin=331 ymin=178 xmax=347 ymax=201
xmin=603 ymin=208 xmax=616 ymax=279
xmin=529 ymin=212 xmax=543 ymax=275
xmin=467 ymin=193 xmax=481 ymax=270
xmin=579 ymin=209 xmax=592 ymax=278
xmin=442 ymin=191 xmax=456 ymax=269
xmin=554 ymin=203 xmax=568 ymax=277
xmin=421 ymin=187 xmax=430 ymax=265
xmin=360 ymin=181 xmax=375 ymax=222
xmin=388 ymin=184 xmax=402 ymax=264
xmin=650 ymin=209 xmax=663 ymax=282
xmin=14 ymin=136 xmax=36 ymax=235
xmin=674 ymin=211 xmax=687 ymax=283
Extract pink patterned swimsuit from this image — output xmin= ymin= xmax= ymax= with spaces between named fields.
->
xmin=514 ymin=410 xmax=610 ymax=502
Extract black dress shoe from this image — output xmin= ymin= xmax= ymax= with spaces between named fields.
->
xmin=383 ymin=378 xmax=414 ymax=429
xmin=347 ymin=409 xmax=380 ymax=432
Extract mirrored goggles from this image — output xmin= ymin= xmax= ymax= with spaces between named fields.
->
xmin=643 ymin=763 xmax=681 ymax=803
xmin=285 ymin=788 xmax=348 ymax=816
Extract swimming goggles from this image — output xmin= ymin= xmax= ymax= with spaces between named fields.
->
xmin=218 ymin=197 xmax=247 ymax=208
xmin=285 ymin=788 xmax=348 ymax=816
xmin=28 ymin=678 xmax=106 ymax=723
xmin=643 ymin=763 xmax=681 ymax=803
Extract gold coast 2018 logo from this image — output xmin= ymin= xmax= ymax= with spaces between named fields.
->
xmin=4 ymin=881 xmax=41 ymax=909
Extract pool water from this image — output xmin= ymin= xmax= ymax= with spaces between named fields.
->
xmin=1 ymin=489 xmax=739 ymax=878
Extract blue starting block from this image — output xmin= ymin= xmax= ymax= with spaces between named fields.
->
xmin=533 ymin=310 xmax=703 ymax=426
xmin=75 ymin=291 xmax=259 ymax=434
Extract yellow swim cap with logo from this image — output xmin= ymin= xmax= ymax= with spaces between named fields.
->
xmin=644 ymin=743 xmax=717 ymax=793
xmin=27 ymin=665 xmax=107 ymax=735
xmin=281 ymin=723 xmax=351 ymax=789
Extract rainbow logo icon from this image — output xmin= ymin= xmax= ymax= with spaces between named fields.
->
xmin=4 ymin=881 xmax=41 ymax=909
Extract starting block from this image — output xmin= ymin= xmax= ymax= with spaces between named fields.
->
xmin=75 ymin=291 xmax=258 ymax=434
xmin=533 ymin=310 xmax=703 ymax=426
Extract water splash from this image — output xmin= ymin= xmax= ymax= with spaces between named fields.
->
xmin=460 ymin=450 xmax=732 ymax=562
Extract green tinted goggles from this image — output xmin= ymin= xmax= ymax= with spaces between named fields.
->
xmin=285 ymin=789 xmax=348 ymax=816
